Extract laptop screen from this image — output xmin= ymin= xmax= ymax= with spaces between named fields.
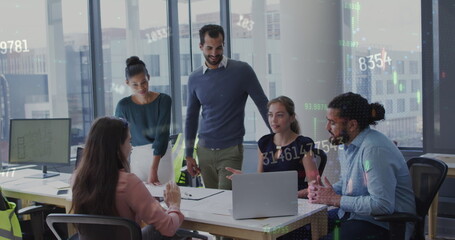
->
xmin=232 ymin=171 xmax=298 ymax=219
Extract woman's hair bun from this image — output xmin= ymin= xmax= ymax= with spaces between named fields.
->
xmin=126 ymin=56 xmax=143 ymax=67
xmin=370 ymin=102 xmax=385 ymax=123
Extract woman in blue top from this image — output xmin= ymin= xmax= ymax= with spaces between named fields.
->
xmin=115 ymin=56 xmax=172 ymax=185
xmin=227 ymin=96 xmax=318 ymax=198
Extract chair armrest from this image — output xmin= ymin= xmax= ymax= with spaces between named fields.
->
xmin=374 ymin=212 xmax=420 ymax=222
xmin=177 ymin=229 xmax=208 ymax=240
xmin=18 ymin=204 xmax=53 ymax=215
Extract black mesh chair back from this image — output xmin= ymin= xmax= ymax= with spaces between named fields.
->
xmin=46 ymin=213 xmax=142 ymax=240
xmin=374 ymin=157 xmax=448 ymax=240
xmin=313 ymin=148 xmax=327 ymax=176
xmin=407 ymin=157 xmax=448 ymax=240
xmin=409 ymin=157 xmax=448 ymax=217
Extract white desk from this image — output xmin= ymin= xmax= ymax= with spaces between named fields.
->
xmin=0 ymin=168 xmax=72 ymax=213
xmin=1 ymin=169 xmax=328 ymax=240
xmin=177 ymin=188 xmax=328 ymax=240
xmin=420 ymin=153 xmax=455 ymax=240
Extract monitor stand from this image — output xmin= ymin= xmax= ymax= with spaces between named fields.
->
xmin=26 ymin=165 xmax=60 ymax=179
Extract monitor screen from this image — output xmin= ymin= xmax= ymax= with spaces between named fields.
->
xmin=8 ymin=118 xmax=71 ymax=168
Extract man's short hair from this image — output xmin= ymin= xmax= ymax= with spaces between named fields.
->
xmin=199 ymin=24 xmax=225 ymax=45
xmin=328 ymin=92 xmax=386 ymax=131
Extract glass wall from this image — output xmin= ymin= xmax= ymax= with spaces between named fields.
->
xmin=0 ymin=0 xmax=90 ymax=164
xmin=341 ymin=0 xmax=422 ymax=147
xmin=230 ymin=0 xmax=281 ymax=141
xmin=99 ymin=0 xmax=170 ymax=116
xmin=0 ymin=0 xmax=425 ymax=168
xmin=229 ymin=0 xmax=422 ymax=147
xmin=178 ymin=0 xmax=220 ymax=134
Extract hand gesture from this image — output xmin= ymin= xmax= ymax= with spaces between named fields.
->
xmin=186 ymin=157 xmax=201 ymax=177
xmin=308 ymin=176 xmax=341 ymax=207
xmin=225 ymin=167 xmax=242 ymax=180
xmin=163 ymin=181 xmax=181 ymax=208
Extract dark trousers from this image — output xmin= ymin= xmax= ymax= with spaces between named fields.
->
xmin=321 ymin=208 xmax=388 ymax=240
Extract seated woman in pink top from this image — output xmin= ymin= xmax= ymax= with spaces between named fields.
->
xmin=71 ymin=117 xmax=184 ymax=239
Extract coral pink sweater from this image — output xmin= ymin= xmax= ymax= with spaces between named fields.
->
xmin=115 ymin=170 xmax=184 ymax=236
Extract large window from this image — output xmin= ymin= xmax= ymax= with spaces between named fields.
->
xmin=0 ymin=0 xmax=426 ymax=168
xmin=178 ymin=0 xmax=220 ymax=135
xmin=228 ymin=0 xmax=422 ymax=148
xmin=0 ymin=1 xmax=91 ymax=164
xmin=341 ymin=0 xmax=422 ymax=147
xmin=100 ymin=0 xmax=170 ymax=116
xmin=230 ymin=0 xmax=279 ymax=141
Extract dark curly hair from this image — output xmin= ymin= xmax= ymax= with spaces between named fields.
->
xmin=328 ymin=92 xmax=385 ymax=131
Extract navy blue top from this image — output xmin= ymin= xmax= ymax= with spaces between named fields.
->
xmin=115 ymin=93 xmax=171 ymax=156
xmin=185 ymin=59 xmax=270 ymax=157
xmin=258 ymin=133 xmax=315 ymax=190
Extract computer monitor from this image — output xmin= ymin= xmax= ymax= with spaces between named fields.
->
xmin=8 ymin=118 xmax=71 ymax=178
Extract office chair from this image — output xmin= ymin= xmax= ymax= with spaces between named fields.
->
xmin=18 ymin=203 xmax=64 ymax=240
xmin=374 ymin=157 xmax=448 ymax=240
xmin=47 ymin=213 xmax=209 ymax=240
xmin=313 ymin=148 xmax=327 ymax=176
xmin=172 ymin=133 xmax=203 ymax=187
xmin=46 ymin=213 xmax=142 ymax=240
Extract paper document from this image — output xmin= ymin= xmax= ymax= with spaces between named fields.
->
xmin=145 ymin=184 xmax=166 ymax=198
xmin=180 ymin=191 xmax=232 ymax=215
xmin=47 ymin=180 xmax=70 ymax=189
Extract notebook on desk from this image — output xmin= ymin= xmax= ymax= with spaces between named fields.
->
xmin=231 ymin=171 xmax=298 ymax=220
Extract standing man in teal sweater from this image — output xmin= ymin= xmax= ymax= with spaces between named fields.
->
xmin=185 ymin=24 xmax=270 ymax=190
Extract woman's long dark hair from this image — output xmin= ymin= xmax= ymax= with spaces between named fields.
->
xmin=71 ymin=117 xmax=130 ymax=216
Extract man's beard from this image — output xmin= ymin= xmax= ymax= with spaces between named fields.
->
xmin=329 ymin=130 xmax=350 ymax=145
xmin=205 ymin=54 xmax=222 ymax=66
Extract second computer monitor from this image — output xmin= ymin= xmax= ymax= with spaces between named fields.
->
xmin=8 ymin=118 xmax=71 ymax=178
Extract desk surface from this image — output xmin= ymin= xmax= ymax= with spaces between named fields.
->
xmin=422 ymin=153 xmax=455 ymax=164
xmin=0 ymin=168 xmax=72 ymax=205
xmin=421 ymin=153 xmax=455 ymax=177
xmin=1 ymin=168 xmax=327 ymax=240
xmin=420 ymin=153 xmax=455 ymax=240
xmin=178 ymin=188 xmax=326 ymax=231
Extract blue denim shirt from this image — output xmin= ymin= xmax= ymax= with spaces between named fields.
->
xmin=332 ymin=127 xmax=416 ymax=232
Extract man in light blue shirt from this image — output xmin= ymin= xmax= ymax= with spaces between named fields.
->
xmin=308 ymin=92 xmax=415 ymax=240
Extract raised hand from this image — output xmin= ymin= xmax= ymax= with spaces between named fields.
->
xmin=163 ymin=181 xmax=181 ymax=208
xmin=225 ymin=167 xmax=243 ymax=180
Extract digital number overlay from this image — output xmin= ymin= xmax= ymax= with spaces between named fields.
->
xmin=0 ymin=40 xmax=30 ymax=54
xmin=358 ymin=48 xmax=392 ymax=71
xmin=145 ymin=27 xmax=169 ymax=43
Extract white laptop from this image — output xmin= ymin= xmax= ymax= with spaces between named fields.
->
xmin=231 ymin=171 xmax=298 ymax=219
